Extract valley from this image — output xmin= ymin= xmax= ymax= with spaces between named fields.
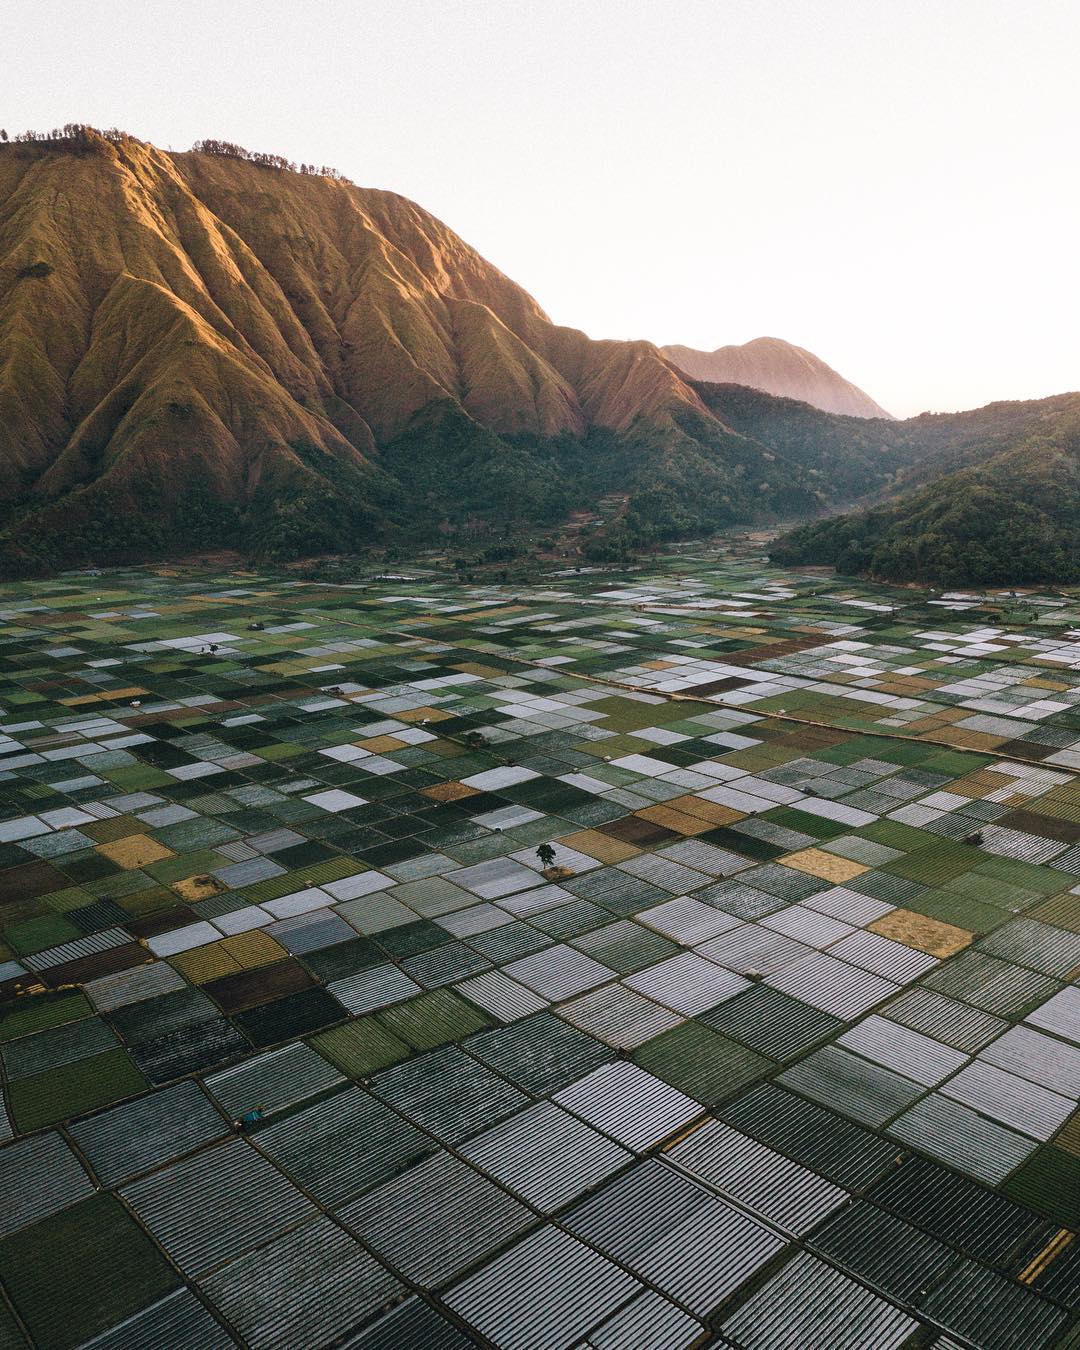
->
xmin=3 ymin=0 xmax=1077 ymax=1343
xmin=2 ymin=129 xmax=1076 ymax=587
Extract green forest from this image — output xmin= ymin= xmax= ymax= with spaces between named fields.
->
xmin=772 ymin=417 xmax=1080 ymax=585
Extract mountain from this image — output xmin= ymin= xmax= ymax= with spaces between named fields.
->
xmin=771 ymin=397 xmax=1080 ymax=584
xmin=2 ymin=128 xmax=1073 ymax=584
xmin=0 ymin=128 xmax=830 ymax=573
xmin=662 ymin=336 xmax=892 ymax=419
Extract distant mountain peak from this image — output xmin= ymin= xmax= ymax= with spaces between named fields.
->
xmin=662 ymin=336 xmax=892 ymax=419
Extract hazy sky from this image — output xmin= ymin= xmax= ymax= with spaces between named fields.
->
xmin=4 ymin=0 xmax=1078 ymax=415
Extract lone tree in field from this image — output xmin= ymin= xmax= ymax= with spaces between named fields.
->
xmin=536 ymin=843 xmax=557 ymax=869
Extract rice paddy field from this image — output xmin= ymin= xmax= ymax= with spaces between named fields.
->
xmin=0 ymin=549 xmax=1078 ymax=1349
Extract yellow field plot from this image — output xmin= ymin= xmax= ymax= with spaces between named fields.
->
xmin=169 ymin=931 xmax=282 ymax=982
xmin=221 ymin=931 xmax=284 ymax=968
xmin=396 ymin=706 xmax=453 ymax=723
xmin=421 ymin=781 xmax=481 ymax=802
xmin=171 ymin=943 xmax=241 ymax=983
xmin=96 ymin=835 xmax=174 ymax=869
xmin=780 ymin=848 xmax=868 ymax=883
xmin=669 ymin=795 xmax=745 ymax=826
xmin=60 ymin=686 xmax=149 ymax=706
xmin=869 ymin=909 xmax=973 ymax=957
xmin=634 ymin=804 xmax=714 ymax=836
xmin=949 ymin=769 xmax=1023 ymax=798
xmin=358 ymin=735 xmax=407 ymax=752
xmin=557 ymin=829 xmax=640 ymax=862
xmin=934 ymin=728 xmax=1002 ymax=751
xmin=906 ymin=717 xmax=960 ymax=734
xmin=171 ymin=874 xmax=225 ymax=902
xmin=1018 ymin=1230 xmax=1075 ymax=1285
xmin=875 ymin=680 xmax=936 ymax=698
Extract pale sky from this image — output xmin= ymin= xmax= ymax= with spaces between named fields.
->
xmin=4 ymin=0 xmax=1078 ymax=416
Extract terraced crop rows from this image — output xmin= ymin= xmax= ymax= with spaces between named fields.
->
xmin=0 ymin=554 xmax=1077 ymax=1348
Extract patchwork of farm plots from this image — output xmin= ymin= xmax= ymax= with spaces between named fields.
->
xmin=0 ymin=555 xmax=1077 ymax=1349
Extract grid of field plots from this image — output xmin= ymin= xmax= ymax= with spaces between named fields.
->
xmin=0 ymin=554 xmax=1077 ymax=1349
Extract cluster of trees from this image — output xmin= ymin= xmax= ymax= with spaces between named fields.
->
xmin=0 ymin=482 xmax=240 ymax=577
xmin=0 ymin=445 xmax=388 ymax=576
xmin=190 ymin=139 xmax=347 ymax=179
xmin=580 ymin=521 xmax=642 ymax=565
xmin=376 ymin=400 xmax=822 ymax=565
xmin=696 ymin=382 xmax=915 ymax=501
xmin=772 ymin=419 xmax=1080 ymax=585
xmin=379 ymin=404 xmax=570 ymax=539
xmin=0 ymin=127 xmax=347 ymax=180
xmin=0 ymin=124 xmax=126 ymax=154
xmin=697 ymin=382 xmax=1080 ymax=514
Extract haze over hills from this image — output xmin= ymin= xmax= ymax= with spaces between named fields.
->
xmin=703 ymin=381 xmax=1080 ymax=583
xmin=662 ymin=336 xmax=893 ymax=419
xmin=771 ymin=394 xmax=1080 ymax=585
